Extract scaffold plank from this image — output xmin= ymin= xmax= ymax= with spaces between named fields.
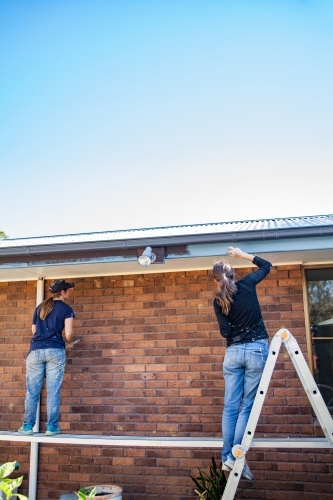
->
xmin=0 ymin=431 xmax=331 ymax=448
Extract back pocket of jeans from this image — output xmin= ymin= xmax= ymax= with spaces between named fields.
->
xmin=223 ymin=348 xmax=239 ymax=368
xmin=249 ymin=348 xmax=268 ymax=370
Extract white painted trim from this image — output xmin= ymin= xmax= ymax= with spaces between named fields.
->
xmin=0 ymin=432 xmax=331 ymax=449
xmin=28 ymin=278 xmax=44 ymax=500
xmin=1 ymin=249 xmax=333 ymax=282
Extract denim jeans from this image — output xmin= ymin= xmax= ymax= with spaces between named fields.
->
xmin=23 ymin=348 xmax=66 ymax=430
xmin=222 ymin=340 xmax=269 ymax=462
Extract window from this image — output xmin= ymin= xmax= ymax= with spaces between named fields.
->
xmin=306 ymin=268 xmax=333 ymax=410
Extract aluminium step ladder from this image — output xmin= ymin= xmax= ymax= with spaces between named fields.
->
xmin=221 ymin=328 xmax=333 ymax=500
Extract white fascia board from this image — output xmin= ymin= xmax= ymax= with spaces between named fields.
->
xmin=0 ymin=235 xmax=332 ymax=281
xmin=186 ymin=235 xmax=333 ymax=258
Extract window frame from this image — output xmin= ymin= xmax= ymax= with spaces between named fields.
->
xmin=302 ymin=264 xmax=333 ymax=404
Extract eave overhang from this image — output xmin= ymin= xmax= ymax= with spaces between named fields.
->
xmin=0 ymin=215 xmax=332 ymax=281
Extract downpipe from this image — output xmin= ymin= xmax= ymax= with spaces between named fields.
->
xmin=28 ymin=277 xmax=44 ymax=500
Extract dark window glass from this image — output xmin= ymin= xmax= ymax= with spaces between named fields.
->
xmin=306 ymin=269 xmax=333 ymax=410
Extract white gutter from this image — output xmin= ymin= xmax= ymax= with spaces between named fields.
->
xmin=28 ymin=277 xmax=44 ymax=500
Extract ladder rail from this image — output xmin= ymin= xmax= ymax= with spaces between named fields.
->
xmin=221 ymin=331 xmax=283 ymax=500
xmin=283 ymin=333 xmax=333 ymax=444
xmin=241 ymin=333 xmax=283 ymax=452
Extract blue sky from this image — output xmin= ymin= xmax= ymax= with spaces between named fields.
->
xmin=1 ymin=0 xmax=332 ymax=239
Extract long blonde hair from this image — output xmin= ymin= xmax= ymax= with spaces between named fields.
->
xmin=39 ymin=292 xmax=62 ymax=320
xmin=213 ymin=260 xmax=237 ymax=315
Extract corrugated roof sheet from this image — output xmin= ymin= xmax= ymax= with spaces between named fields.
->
xmin=0 ymin=214 xmax=332 ymax=248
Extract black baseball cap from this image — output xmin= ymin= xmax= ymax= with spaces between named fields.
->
xmin=49 ymin=280 xmax=75 ymax=293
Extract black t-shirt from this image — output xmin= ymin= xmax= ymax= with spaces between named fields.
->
xmin=30 ymin=300 xmax=75 ymax=351
xmin=213 ymin=256 xmax=272 ymax=347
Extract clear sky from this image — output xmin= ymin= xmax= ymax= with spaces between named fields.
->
xmin=1 ymin=0 xmax=332 ymax=239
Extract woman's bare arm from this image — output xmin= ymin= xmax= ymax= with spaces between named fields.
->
xmin=64 ymin=317 xmax=74 ymax=348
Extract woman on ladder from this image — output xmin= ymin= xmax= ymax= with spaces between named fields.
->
xmin=213 ymin=247 xmax=272 ymax=480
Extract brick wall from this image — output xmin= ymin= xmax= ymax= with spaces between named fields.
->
xmin=0 ymin=280 xmax=36 ymax=493
xmin=1 ymin=266 xmax=332 ymax=499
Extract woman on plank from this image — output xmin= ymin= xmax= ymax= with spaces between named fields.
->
xmin=19 ymin=279 xmax=75 ymax=436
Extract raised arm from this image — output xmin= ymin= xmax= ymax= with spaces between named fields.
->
xmin=227 ymin=246 xmax=272 ymax=284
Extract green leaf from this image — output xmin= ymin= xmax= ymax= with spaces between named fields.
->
xmin=75 ymin=486 xmax=96 ymax=499
xmin=191 ymin=477 xmax=204 ymax=493
xmin=0 ymin=483 xmax=13 ymax=498
xmin=88 ymin=487 xmax=97 ymax=498
xmin=0 ymin=462 xmax=16 ymax=480
xmin=6 ymin=477 xmax=23 ymax=491
xmin=0 ymin=462 xmax=28 ymax=500
xmin=75 ymin=492 xmax=87 ymax=500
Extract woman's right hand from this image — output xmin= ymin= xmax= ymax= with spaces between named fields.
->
xmin=227 ymin=247 xmax=243 ymax=258
xmin=228 ymin=246 xmax=255 ymax=263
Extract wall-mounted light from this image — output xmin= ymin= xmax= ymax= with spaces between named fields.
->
xmin=137 ymin=247 xmax=166 ymax=266
xmin=138 ymin=247 xmax=156 ymax=266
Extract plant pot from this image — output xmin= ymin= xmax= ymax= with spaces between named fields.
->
xmin=92 ymin=485 xmax=122 ymax=499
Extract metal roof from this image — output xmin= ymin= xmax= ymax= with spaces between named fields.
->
xmin=0 ymin=214 xmax=333 ymax=250
xmin=0 ymin=214 xmax=332 ymax=281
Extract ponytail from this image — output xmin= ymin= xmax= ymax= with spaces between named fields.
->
xmin=39 ymin=292 xmax=61 ymax=320
xmin=213 ymin=260 xmax=237 ymax=315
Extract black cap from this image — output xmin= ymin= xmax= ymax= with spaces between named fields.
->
xmin=49 ymin=280 xmax=75 ymax=293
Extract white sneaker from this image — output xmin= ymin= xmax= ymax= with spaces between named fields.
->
xmin=222 ymin=457 xmax=235 ymax=471
xmin=222 ymin=457 xmax=253 ymax=480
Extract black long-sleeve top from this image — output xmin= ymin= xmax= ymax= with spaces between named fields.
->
xmin=213 ymin=256 xmax=272 ymax=347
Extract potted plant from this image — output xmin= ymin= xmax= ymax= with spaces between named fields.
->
xmin=191 ymin=457 xmax=227 ymax=500
xmin=191 ymin=458 xmax=247 ymax=500
xmin=75 ymin=485 xmax=122 ymax=499
xmin=0 ymin=461 xmax=29 ymax=500
xmin=75 ymin=487 xmax=96 ymax=499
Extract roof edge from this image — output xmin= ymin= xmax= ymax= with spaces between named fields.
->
xmin=1 ymin=224 xmax=333 ymax=257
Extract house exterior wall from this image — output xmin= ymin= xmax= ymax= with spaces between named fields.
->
xmin=1 ymin=265 xmax=332 ymax=499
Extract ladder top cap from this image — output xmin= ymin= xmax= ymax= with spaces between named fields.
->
xmin=280 ymin=330 xmax=289 ymax=340
xmin=232 ymin=445 xmax=244 ymax=458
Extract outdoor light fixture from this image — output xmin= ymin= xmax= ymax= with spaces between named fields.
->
xmin=138 ymin=247 xmax=156 ymax=266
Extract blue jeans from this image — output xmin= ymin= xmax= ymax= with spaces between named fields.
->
xmin=222 ymin=340 xmax=269 ymax=462
xmin=23 ymin=348 xmax=66 ymax=430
